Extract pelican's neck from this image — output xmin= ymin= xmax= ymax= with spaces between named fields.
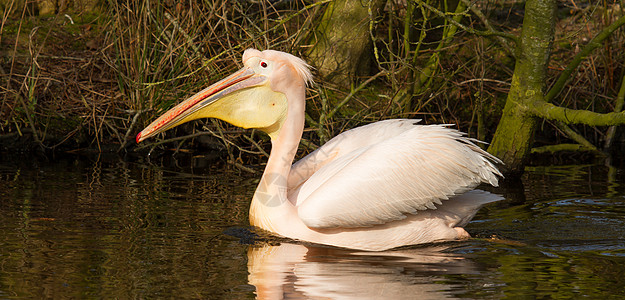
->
xmin=250 ymin=86 xmax=305 ymax=230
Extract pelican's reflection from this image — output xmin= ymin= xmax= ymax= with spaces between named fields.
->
xmin=248 ymin=241 xmax=479 ymax=299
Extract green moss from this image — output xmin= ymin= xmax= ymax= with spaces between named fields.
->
xmin=488 ymin=0 xmax=557 ymax=174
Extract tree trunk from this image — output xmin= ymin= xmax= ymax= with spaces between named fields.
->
xmin=487 ymin=0 xmax=556 ymax=175
xmin=306 ymin=0 xmax=386 ymax=85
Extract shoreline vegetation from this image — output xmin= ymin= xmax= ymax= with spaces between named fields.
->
xmin=1 ymin=0 xmax=624 ymax=170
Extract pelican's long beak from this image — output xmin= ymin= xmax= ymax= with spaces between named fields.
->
xmin=136 ymin=67 xmax=266 ymax=143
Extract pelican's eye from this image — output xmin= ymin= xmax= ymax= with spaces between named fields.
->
xmin=260 ymin=61 xmax=268 ymax=68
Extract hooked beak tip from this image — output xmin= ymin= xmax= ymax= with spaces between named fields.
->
xmin=136 ymin=132 xmax=142 ymax=143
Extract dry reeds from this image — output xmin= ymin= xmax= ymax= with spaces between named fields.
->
xmin=1 ymin=0 xmax=623 ymax=159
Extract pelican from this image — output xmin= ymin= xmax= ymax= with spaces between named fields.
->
xmin=136 ymin=49 xmax=503 ymax=251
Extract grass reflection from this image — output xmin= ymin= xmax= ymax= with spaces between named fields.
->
xmin=0 ymin=155 xmax=624 ymax=298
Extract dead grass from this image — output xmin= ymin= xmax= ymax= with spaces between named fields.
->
xmin=0 ymin=0 xmax=623 ymax=160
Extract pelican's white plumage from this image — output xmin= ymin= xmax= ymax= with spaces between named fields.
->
xmin=291 ymin=119 xmax=500 ymax=229
xmin=137 ymin=49 xmax=503 ymax=251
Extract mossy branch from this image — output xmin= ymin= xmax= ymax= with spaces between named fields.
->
xmin=530 ymin=99 xmax=625 ymax=126
xmin=531 ymin=143 xmax=596 ymax=154
xmin=545 ymin=14 xmax=625 ymax=102
xmin=531 ymin=14 xmax=625 ymax=154
xmin=554 ymin=121 xmax=601 ymax=154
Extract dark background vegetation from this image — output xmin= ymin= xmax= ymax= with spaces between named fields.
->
xmin=1 ymin=0 xmax=623 ymax=168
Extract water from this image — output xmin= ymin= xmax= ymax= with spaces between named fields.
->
xmin=1 ymin=152 xmax=624 ymax=299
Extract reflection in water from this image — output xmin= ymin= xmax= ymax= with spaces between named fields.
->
xmin=1 ymin=154 xmax=624 ymax=298
xmin=248 ymin=242 xmax=477 ymax=300
xmin=0 ymin=153 xmax=256 ymax=299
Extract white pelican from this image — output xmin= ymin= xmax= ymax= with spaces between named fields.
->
xmin=136 ymin=49 xmax=503 ymax=251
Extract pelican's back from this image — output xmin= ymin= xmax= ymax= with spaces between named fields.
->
xmin=287 ymin=119 xmax=502 ymax=229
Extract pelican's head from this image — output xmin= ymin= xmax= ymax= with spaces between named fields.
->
xmin=136 ymin=49 xmax=313 ymax=143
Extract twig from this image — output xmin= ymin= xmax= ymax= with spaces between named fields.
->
xmin=326 ymin=70 xmax=388 ymax=121
xmin=545 ymin=14 xmax=625 ymax=102
xmin=315 ymin=70 xmax=387 ymax=144
xmin=554 ymin=121 xmax=602 ymax=155
xmin=604 ymin=73 xmax=625 ymax=149
xmin=413 ymin=0 xmax=518 ymax=41
xmin=458 ymin=78 xmax=511 ymax=86
xmin=119 ymin=109 xmax=146 ymax=151
xmin=459 ymin=0 xmax=516 ymax=57
xmin=243 ymin=133 xmax=269 ymax=157
xmin=134 ymin=131 xmax=219 ymax=150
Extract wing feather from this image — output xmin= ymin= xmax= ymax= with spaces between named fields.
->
xmin=295 ymin=122 xmax=502 ymax=229
xmin=288 ymin=119 xmax=422 ymax=205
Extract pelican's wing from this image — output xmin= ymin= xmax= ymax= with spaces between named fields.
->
xmin=294 ymin=123 xmax=502 ymax=229
xmin=288 ymin=119 xmax=422 ymax=194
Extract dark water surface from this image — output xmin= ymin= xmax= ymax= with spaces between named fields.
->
xmin=1 ymin=153 xmax=624 ymax=299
